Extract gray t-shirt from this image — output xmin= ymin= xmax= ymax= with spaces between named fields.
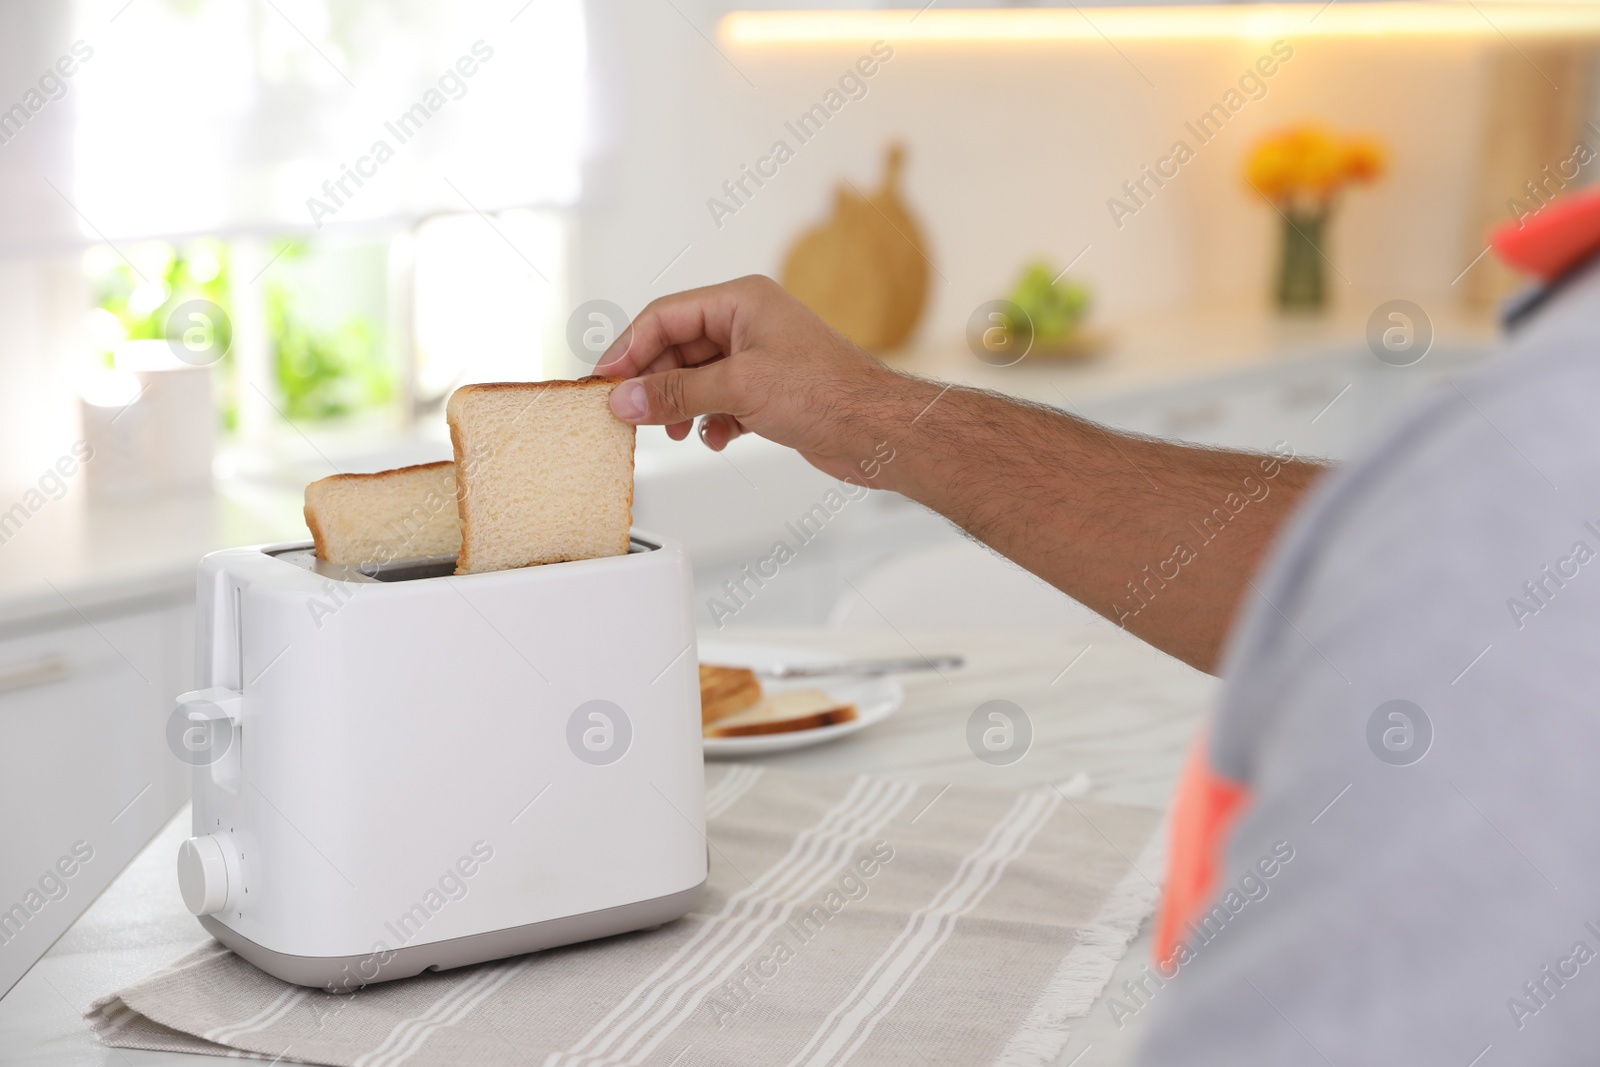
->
xmin=1135 ymin=264 xmax=1600 ymax=1065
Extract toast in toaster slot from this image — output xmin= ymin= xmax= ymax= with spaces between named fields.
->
xmin=303 ymin=461 xmax=461 ymax=566
xmin=447 ymin=378 xmax=636 ymax=575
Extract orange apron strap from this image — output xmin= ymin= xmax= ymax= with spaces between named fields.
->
xmin=1491 ymin=185 xmax=1600 ymax=281
xmin=1155 ymin=731 xmax=1253 ymax=965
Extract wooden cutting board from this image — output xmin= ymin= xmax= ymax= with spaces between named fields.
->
xmin=781 ymin=143 xmax=931 ymax=354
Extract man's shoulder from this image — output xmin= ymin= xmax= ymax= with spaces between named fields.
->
xmin=1139 ymin=271 xmax=1600 ymax=1067
xmin=1215 ymin=268 xmax=1600 ymax=776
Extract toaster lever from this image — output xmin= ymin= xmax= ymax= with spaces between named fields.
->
xmin=177 ymin=686 xmax=242 ymax=723
xmin=176 ymin=687 xmax=243 ymax=792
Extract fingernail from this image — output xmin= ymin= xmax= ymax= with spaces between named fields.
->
xmin=611 ymin=380 xmax=647 ymax=421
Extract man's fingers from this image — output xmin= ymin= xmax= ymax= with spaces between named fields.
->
xmin=667 ymin=336 xmax=725 ymax=368
xmin=697 ymin=413 xmax=744 ymax=451
xmin=593 ymin=287 xmax=729 ymax=378
xmin=609 ymin=361 xmax=741 ymax=425
xmin=594 ymin=277 xmax=766 ymax=378
xmin=630 ymin=337 xmax=724 ymax=382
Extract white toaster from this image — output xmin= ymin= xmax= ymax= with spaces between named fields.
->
xmin=171 ymin=532 xmax=707 ymax=992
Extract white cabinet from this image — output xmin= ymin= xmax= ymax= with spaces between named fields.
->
xmin=0 ymin=596 xmax=192 ymax=997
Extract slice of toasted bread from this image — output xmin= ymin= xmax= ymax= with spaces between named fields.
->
xmin=699 ymin=664 xmax=763 ymax=726
xmin=703 ymin=689 xmax=858 ymax=738
xmin=447 ymin=379 xmax=636 ymax=575
xmin=304 ymin=461 xmax=461 ymax=566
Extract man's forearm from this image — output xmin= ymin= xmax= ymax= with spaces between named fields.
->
xmin=595 ymin=276 xmax=1323 ymax=671
xmin=867 ymin=375 xmax=1326 ymax=673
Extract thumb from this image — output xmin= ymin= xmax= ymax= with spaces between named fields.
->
xmin=609 ymin=362 xmax=741 ymax=425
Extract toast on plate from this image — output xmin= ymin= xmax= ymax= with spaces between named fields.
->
xmin=704 ymin=689 xmax=858 ymax=738
xmin=699 ymin=664 xmax=763 ymax=726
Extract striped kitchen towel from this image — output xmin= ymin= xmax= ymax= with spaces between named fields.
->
xmin=86 ymin=765 xmax=1161 ymax=1067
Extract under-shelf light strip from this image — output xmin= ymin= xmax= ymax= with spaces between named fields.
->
xmin=721 ymin=4 xmax=1600 ymax=45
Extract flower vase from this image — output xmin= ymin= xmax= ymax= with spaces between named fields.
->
xmin=1276 ymin=211 xmax=1327 ymax=312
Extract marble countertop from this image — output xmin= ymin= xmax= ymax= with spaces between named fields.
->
xmin=0 ymin=626 xmax=1216 ymax=1067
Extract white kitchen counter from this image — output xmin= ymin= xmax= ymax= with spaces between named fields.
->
xmin=0 ymin=485 xmax=307 ymax=633
xmin=0 ymin=300 xmax=1500 ymax=633
xmin=0 ymin=626 xmax=1216 ymax=1067
xmin=888 ymin=298 xmax=1497 ymax=407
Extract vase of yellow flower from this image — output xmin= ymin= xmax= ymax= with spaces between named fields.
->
xmin=1277 ymin=211 xmax=1327 ymax=309
xmin=1245 ymin=126 xmax=1385 ymax=312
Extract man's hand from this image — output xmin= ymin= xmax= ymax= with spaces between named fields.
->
xmin=597 ymin=275 xmax=1325 ymax=673
xmin=597 ymin=275 xmax=914 ymax=483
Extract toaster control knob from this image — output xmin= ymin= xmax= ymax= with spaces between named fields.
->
xmin=177 ymin=836 xmax=230 ymax=916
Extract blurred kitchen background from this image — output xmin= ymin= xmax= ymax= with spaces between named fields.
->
xmin=2 ymin=0 xmax=1598 ymax=993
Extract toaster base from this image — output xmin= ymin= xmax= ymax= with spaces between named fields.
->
xmin=199 ymin=879 xmax=706 ymax=992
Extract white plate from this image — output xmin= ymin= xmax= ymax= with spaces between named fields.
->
xmin=699 ymin=641 xmax=904 ymax=758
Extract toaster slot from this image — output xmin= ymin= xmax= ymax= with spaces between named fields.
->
xmin=263 ymin=537 xmax=661 ymax=583
xmin=362 ymin=556 xmax=458 ymax=582
xmin=263 ymin=546 xmax=382 ymax=585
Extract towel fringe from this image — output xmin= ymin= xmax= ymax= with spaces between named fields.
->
xmin=991 ymin=824 xmax=1168 ymax=1067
